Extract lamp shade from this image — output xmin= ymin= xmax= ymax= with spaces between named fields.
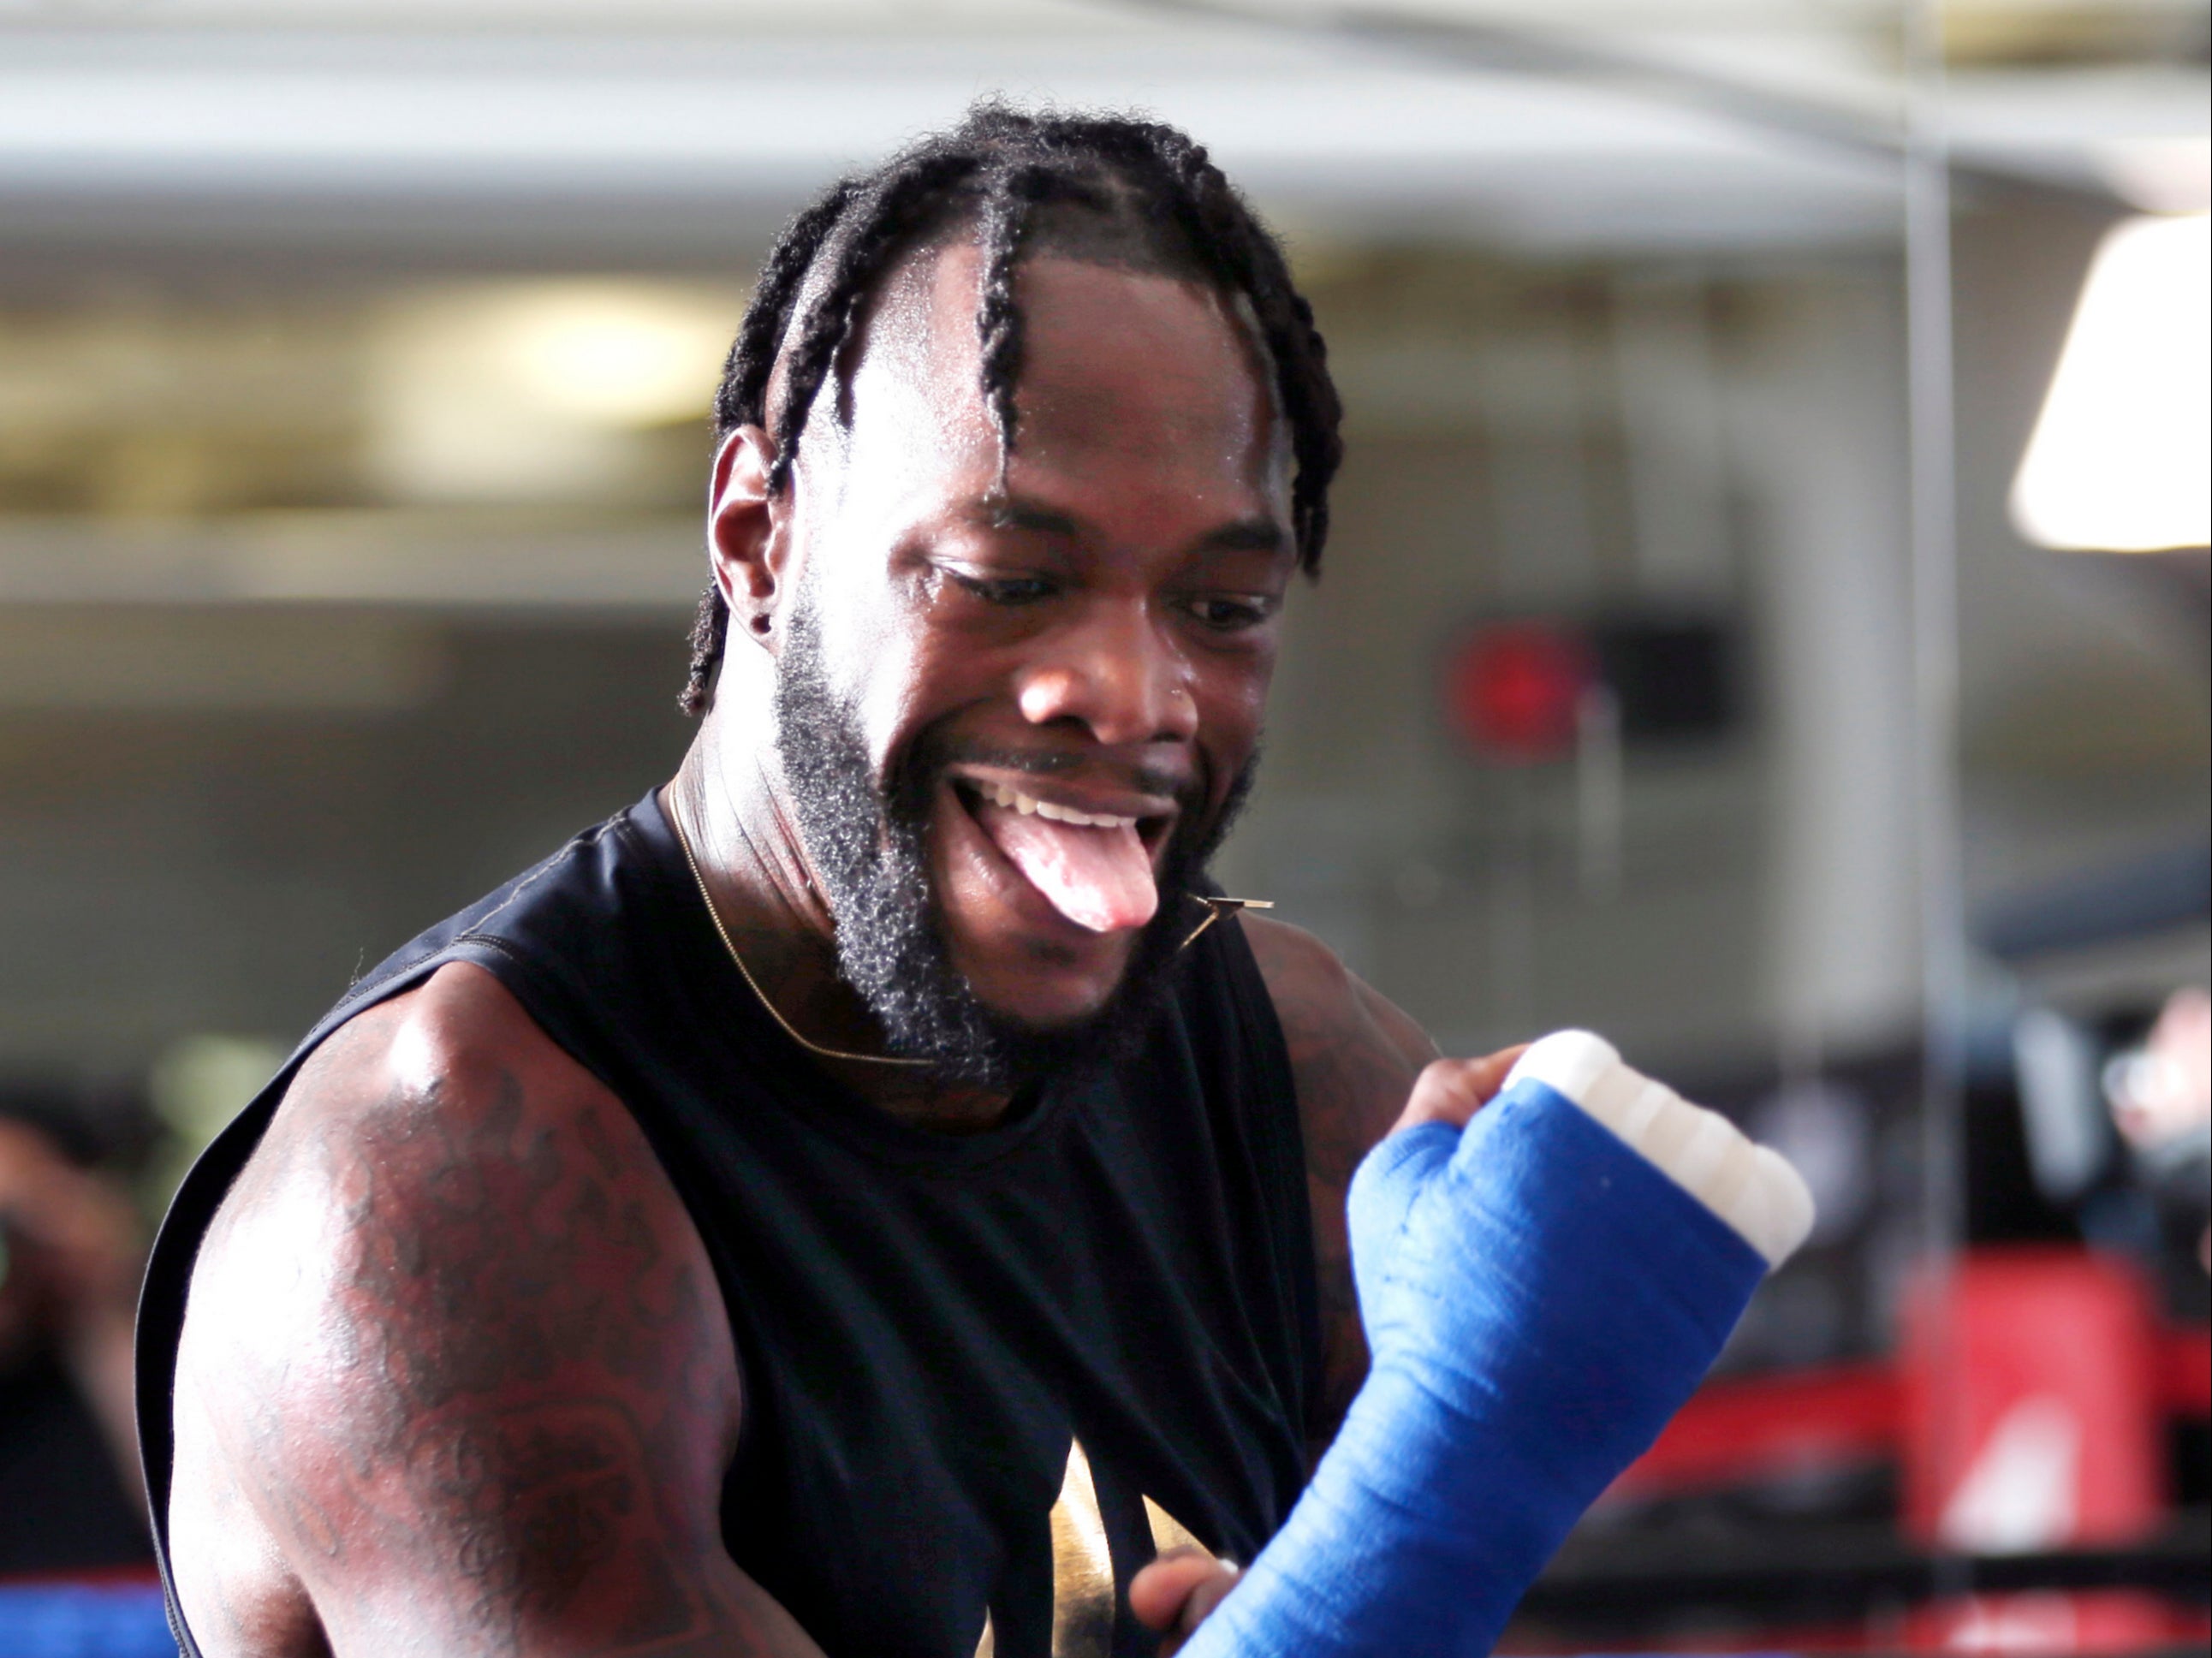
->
xmin=2009 ymin=212 xmax=2210 ymax=554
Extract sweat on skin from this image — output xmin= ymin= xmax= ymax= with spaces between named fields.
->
xmin=687 ymin=237 xmax=1294 ymax=1045
xmin=155 ymin=219 xmax=1412 ymax=1658
xmin=147 ymin=116 xmax=1808 ymax=1657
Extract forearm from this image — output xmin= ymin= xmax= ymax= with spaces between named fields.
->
xmin=1181 ymin=1036 xmax=1811 ymax=1656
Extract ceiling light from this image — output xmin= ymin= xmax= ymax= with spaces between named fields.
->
xmin=366 ymin=280 xmax=742 ymax=504
xmin=495 ymin=285 xmax=736 ymax=429
xmin=2010 ymin=211 xmax=2210 ymax=554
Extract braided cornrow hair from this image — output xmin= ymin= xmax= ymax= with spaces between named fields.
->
xmin=681 ymin=101 xmax=1343 ymax=715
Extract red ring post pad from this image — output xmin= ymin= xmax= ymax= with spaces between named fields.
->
xmin=1181 ymin=1077 xmax=1770 ymax=1656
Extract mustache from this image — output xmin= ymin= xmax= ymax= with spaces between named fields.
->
xmin=893 ymin=734 xmax=1205 ymax=822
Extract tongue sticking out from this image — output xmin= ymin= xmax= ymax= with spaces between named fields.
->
xmin=972 ymin=799 xmax=1159 ymax=933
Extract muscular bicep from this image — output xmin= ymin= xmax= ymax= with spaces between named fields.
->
xmin=173 ymin=966 xmax=813 ymax=1657
xmin=1241 ymin=918 xmax=1437 ymax=1441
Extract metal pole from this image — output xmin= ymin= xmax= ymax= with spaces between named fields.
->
xmin=1901 ymin=0 xmax=1971 ymax=1609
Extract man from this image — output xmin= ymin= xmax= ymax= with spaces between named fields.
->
xmin=137 ymin=107 xmax=1521 ymax=1656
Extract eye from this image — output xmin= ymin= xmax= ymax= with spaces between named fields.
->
xmin=1182 ymin=594 xmax=1275 ymax=633
xmin=949 ymin=571 xmax=1059 ymax=607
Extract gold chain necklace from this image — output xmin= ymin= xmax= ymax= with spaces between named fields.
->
xmin=670 ymin=799 xmax=935 ymax=1068
xmin=669 ymin=797 xmax=1270 ymax=1068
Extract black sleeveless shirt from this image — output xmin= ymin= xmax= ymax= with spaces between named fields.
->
xmin=137 ymin=791 xmax=1322 ymax=1657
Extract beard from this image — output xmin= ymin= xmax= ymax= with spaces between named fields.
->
xmin=770 ymin=601 xmax=1253 ymax=1090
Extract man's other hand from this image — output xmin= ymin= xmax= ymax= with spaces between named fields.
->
xmin=1129 ymin=1548 xmax=1241 ymax=1655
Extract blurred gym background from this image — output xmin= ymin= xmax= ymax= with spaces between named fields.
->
xmin=0 ymin=1 xmax=2204 ymax=1652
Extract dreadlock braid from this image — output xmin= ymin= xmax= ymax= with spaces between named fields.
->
xmin=684 ymin=181 xmax=858 ymax=714
xmin=976 ymin=163 xmax=1091 ymax=481
xmin=714 ymin=182 xmax=858 ymax=437
xmin=763 ymin=152 xmax=987 ymax=500
xmin=1130 ymin=122 xmax=1342 ymax=570
xmin=681 ymin=101 xmax=1343 ymax=716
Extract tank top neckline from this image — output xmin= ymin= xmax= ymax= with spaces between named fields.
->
xmin=628 ymin=786 xmax=1081 ymax=1177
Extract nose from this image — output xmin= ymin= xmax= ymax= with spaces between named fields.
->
xmin=1014 ymin=598 xmax=1198 ymax=748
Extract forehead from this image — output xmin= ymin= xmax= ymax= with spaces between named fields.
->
xmin=827 ymin=241 xmax=1287 ymax=507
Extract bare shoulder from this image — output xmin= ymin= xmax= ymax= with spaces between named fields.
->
xmin=170 ymin=961 xmax=785 ymax=1656
xmin=1239 ymin=916 xmax=1436 ymax=1436
xmin=1240 ymin=913 xmax=1436 ymax=1176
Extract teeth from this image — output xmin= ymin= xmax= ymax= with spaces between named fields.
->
xmin=975 ymin=780 xmax=1136 ymax=829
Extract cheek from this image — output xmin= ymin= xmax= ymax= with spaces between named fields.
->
xmin=842 ymin=615 xmax=1000 ymax=783
xmin=1196 ymin=647 xmax=1275 ymax=749
xmin=850 ymin=644 xmax=925 ymax=761
xmin=1198 ymin=632 xmax=1275 ymax=760
xmin=794 ymin=561 xmax=935 ymax=757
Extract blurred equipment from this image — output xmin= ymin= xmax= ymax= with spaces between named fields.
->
xmin=2105 ymin=987 xmax=2212 ymax=1160
xmin=1526 ymin=1245 xmax=2212 ymax=1649
xmin=2106 ymin=988 xmax=2212 ymax=1275
xmin=2013 ymin=1006 xmax=2118 ymax=1206
xmin=1903 ymin=1251 xmax=2169 ymax=1554
xmin=2010 ymin=211 xmax=2212 ymax=554
xmin=1602 ymin=1255 xmax=2210 ymax=1520
xmin=1446 ymin=619 xmax=1596 ymax=765
xmin=1504 ymin=1001 xmax=2212 ymax=1654
xmin=1440 ymin=611 xmax=1740 ymax=907
xmin=0 ymin=1582 xmax=174 ymax=1658
xmin=1979 ymin=842 xmax=2212 ymax=962
xmin=1443 ymin=612 xmax=1738 ymax=765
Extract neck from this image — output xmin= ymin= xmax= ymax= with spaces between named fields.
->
xmin=666 ymin=708 xmax=1016 ymax=1135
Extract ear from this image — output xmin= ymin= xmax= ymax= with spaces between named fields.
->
xmin=708 ymin=425 xmax=791 ymax=654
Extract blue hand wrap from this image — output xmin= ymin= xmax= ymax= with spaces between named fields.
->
xmin=1180 ymin=1077 xmax=1768 ymax=1656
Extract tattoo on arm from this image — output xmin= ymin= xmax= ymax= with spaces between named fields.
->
xmin=180 ymin=981 xmax=795 ymax=1656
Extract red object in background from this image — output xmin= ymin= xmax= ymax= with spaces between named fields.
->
xmin=2164 ymin=1320 xmax=2211 ymax=1414
xmin=1608 ymin=1362 xmax=1900 ymax=1499
xmin=1611 ymin=1320 xmax=2209 ymax=1502
xmin=1573 ymin=1248 xmax=2211 ymax=1655
xmin=1501 ymin=1599 xmax=2211 ymax=1656
xmin=1903 ymin=1590 xmax=2198 ymax=1655
xmin=1900 ymin=1248 xmax=2167 ymax=1552
xmin=1610 ymin=1255 xmax=2212 ymax=1512
xmin=1444 ymin=621 xmax=1596 ymax=762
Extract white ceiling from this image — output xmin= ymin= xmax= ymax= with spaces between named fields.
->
xmin=1 ymin=0 xmax=2203 ymax=258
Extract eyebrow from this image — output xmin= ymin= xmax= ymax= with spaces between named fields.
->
xmin=983 ymin=497 xmax=1080 ymax=538
xmin=1198 ymin=517 xmax=1289 ymax=556
xmin=978 ymin=495 xmax=1288 ymax=557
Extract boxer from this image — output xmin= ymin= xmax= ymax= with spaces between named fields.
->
xmin=138 ymin=104 xmax=1804 ymax=1658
